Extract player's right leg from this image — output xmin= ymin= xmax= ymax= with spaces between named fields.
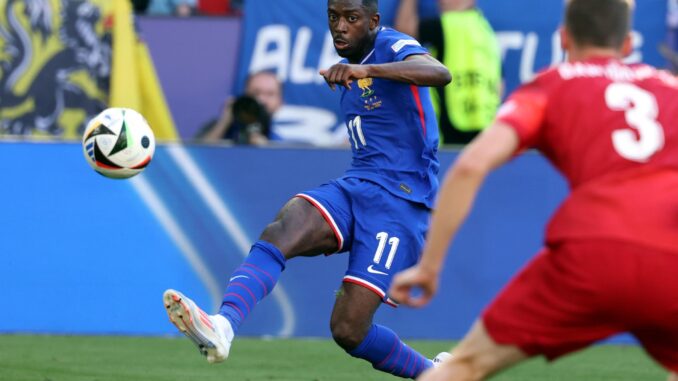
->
xmin=163 ymin=289 xmax=234 ymax=363
xmin=215 ymin=196 xmax=339 ymax=332
xmin=417 ymin=320 xmax=527 ymax=381
xmin=164 ymin=191 xmax=341 ymax=363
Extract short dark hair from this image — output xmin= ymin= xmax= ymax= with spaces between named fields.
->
xmin=362 ymin=0 xmax=378 ymax=14
xmin=565 ymin=0 xmax=631 ymax=49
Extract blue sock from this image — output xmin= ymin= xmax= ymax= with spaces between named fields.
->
xmin=218 ymin=240 xmax=286 ymax=333
xmin=349 ymin=324 xmax=433 ymax=379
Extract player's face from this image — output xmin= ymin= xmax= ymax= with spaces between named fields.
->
xmin=327 ymin=0 xmax=379 ymax=61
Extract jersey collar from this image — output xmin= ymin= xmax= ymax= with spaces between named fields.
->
xmin=358 ymin=26 xmax=385 ymax=65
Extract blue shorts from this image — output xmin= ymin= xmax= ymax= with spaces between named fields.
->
xmin=296 ymin=177 xmax=431 ymax=306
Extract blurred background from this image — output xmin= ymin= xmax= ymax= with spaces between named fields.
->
xmin=0 ymin=0 xmax=670 ymax=340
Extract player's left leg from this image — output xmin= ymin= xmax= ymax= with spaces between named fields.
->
xmin=417 ymin=320 xmax=527 ymax=381
xmin=627 ymin=243 xmax=678 ymax=381
xmin=331 ymin=282 xmax=434 ymax=378
xmin=330 ymin=178 xmax=436 ymax=379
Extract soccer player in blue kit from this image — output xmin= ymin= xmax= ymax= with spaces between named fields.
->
xmin=163 ymin=0 xmax=451 ymax=378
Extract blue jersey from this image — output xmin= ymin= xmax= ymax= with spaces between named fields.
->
xmin=340 ymin=27 xmax=440 ymax=208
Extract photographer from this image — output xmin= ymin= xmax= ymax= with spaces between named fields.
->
xmin=198 ymin=71 xmax=282 ymax=145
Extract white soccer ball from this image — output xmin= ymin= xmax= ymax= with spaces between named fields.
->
xmin=82 ymin=107 xmax=156 ymax=179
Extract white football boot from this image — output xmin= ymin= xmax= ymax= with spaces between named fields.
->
xmin=432 ymin=351 xmax=453 ymax=366
xmin=163 ymin=289 xmax=234 ymax=363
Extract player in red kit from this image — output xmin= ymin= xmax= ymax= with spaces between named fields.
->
xmin=389 ymin=0 xmax=678 ymax=380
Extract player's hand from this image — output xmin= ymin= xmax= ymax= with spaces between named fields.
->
xmin=389 ymin=265 xmax=439 ymax=308
xmin=319 ymin=64 xmax=369 ymax=91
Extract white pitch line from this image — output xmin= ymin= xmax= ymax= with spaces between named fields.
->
xmin=166 ymin=145 xmax=295 ymax=337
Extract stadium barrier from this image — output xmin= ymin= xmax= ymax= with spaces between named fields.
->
xmin=139 ymin=0 xmax=666 ymax=140
xmin=0 ymin=1 xmax=665 ymax=140
xmin=1 ymin=142 xmax=569 ymax=339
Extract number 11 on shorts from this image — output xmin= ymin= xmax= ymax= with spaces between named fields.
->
xmin=373 ymin=232 xmax=400 ymax=269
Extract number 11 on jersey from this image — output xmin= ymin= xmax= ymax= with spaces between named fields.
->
xmin=348 ymin=116 xmax=366 ymax=149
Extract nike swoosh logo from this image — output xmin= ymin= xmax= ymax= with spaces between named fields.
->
xmin=229 ymin=275 xmax=249 ymax=282
xmin=367 ymin=265 xmax=388 ymax=275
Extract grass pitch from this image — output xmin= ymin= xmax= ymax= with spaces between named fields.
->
xmin=0 ymin=335 xmax=667 ymax=381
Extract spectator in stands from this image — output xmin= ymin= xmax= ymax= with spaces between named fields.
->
xmin=198 ymin=71 xmax=282 ymax=146
xmin=146 ymin=0 xmax=195 ymax=16
xmin=395 ymin=0 xmax=501 ymax=145
xmin=231 ymin=0 xmax=244 ymax=14
xmin=131 ymin=0 xmax=151 ymax=13
xmin=196 ymin=0 xmax=243 ymax=16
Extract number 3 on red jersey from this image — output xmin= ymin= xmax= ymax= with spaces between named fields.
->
xmin=605 ymin=83 xmax=665 ymax=162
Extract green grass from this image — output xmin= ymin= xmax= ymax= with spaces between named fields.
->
xmin=0 ymin=335 xmax=667 ymax=381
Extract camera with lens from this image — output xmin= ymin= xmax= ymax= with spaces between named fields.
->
xmin=231 ymin=95 xmax=271 ymax=144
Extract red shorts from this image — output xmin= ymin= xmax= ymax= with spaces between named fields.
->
xmin=482 ymin=239 xmax=678 ymax=372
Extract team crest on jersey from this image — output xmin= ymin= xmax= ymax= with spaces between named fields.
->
xmin=358 ymin=78 xmax=382 ymax=110
xmin=358 ymin=78 xmax=375 ymax=98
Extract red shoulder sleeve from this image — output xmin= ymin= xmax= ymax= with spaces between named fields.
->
xmin=496 ymin=81 xmax=548 ymax=150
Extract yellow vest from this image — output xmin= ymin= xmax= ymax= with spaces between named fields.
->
xmin=440 ymin=10 xmax=501 ymax=132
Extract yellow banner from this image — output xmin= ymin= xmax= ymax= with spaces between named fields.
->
xmin=110 ymin=0 xmax=177 ymax=141
xmin=0 ymin=0 xmax=178 ymax=141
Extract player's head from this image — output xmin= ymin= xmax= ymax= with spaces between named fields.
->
xmin=244 ymin=71 xmax=283 ymax=115
xmin=562 ymin=0 xmax=634 ymax=56
xmin=327 ymin=0 xmax=380 ymax=62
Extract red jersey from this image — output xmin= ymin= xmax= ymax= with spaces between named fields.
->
xmin=197 ymin=0 xmax=234 ymax=15
xmin=496 ymin=57 xmax=678 ymax=253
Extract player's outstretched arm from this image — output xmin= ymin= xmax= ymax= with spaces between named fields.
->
xmin=389 ymin=122 xmax=520 ymax=307
xmin=369 ymin=54 xmax=451 ymax=86
xmin=319 ymin=54 xmax=450 ymax=90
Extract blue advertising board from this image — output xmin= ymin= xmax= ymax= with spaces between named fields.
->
xmin=0 ymin=141 xmax=570 ymax=339
xmin=234 ymin=0 xmax=666 ymax=141
xmin=139 ymin=2 xmax=665 ymax=140
xmin=483 ymin=0 xmax=666 ymax=95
